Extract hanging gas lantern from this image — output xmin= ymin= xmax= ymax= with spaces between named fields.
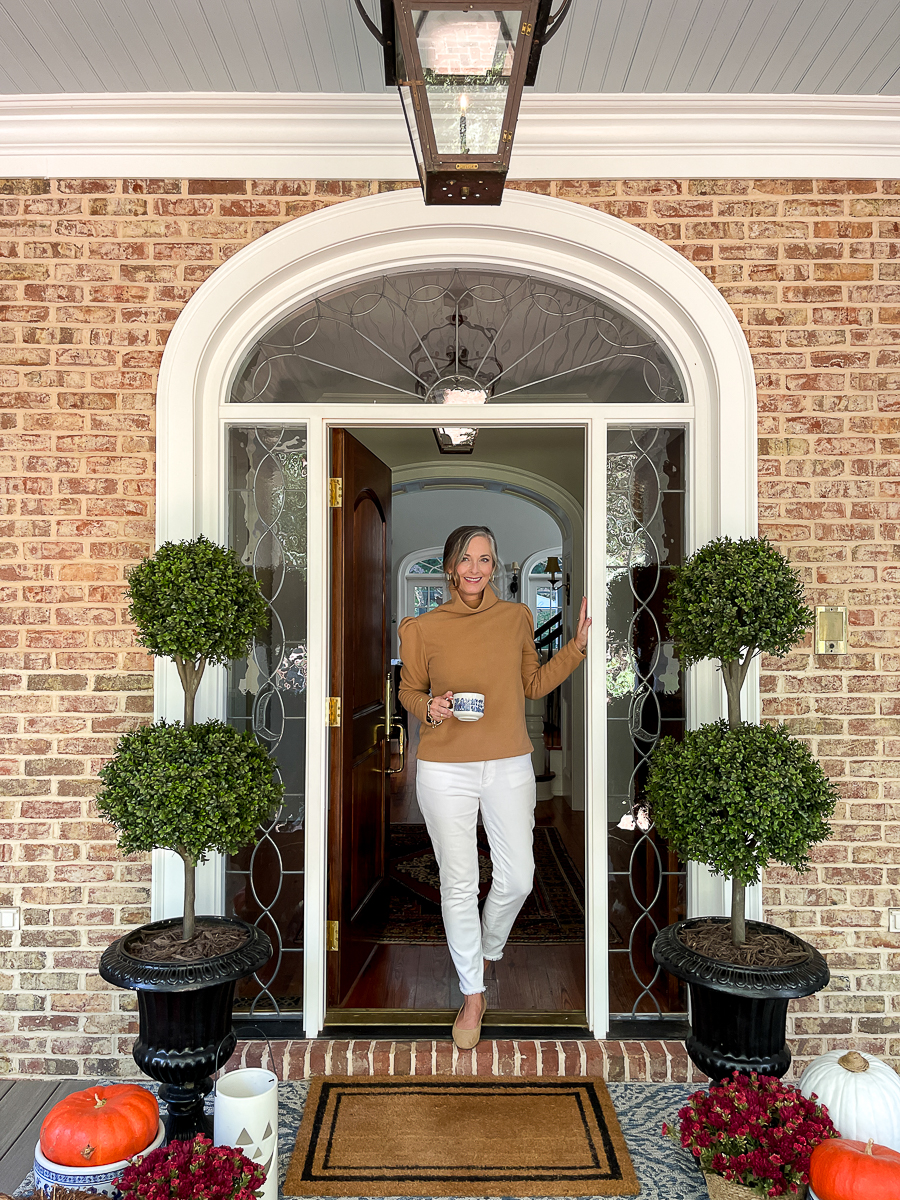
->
xmin=354 ymin=1 xmax=572 ymax=205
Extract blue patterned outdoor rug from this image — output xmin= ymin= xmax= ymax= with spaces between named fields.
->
xmin=14 ymin=1079 xmax=707 ymax=1199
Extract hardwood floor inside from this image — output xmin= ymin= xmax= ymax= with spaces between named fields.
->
xmin=343 ymin=943 xmax=586 ymax=1012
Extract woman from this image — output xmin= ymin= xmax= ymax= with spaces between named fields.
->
xmin=399 ymin=525 xmax=591 ymax=1048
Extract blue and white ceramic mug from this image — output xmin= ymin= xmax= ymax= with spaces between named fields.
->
xmin=452 ymin=692 xmax=485 ymax=722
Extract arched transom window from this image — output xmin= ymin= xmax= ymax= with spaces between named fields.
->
xmin=230 ymin=268 xmax=685 ymax=406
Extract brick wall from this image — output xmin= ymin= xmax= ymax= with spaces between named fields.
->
xmin=0 ymin=175 xmax=898 ymax=1077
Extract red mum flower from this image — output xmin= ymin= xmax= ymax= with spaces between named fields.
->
xmin=662 ymin=1071 xmax=837 ymax=1198
xmin=115 ymin=1136 xmax=266 ymax=1200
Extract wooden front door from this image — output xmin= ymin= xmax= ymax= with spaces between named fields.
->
xmin=327 ymin=430 xmax=393 ymax=1006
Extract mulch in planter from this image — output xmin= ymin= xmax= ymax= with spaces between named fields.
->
xmin=678 ymin=921 xmax=808 ymax=967
xmin=125 ymin=920 xmax=249 ymax=962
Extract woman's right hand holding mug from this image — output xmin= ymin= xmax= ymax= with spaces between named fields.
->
xmin=428 ymin=690 xmax=454 ymax=723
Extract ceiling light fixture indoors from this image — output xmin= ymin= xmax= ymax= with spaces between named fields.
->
xmin=425 ymin=373 xmax=490 ymax=453
xmin=353 ymin=0 xmax=573 ymax=205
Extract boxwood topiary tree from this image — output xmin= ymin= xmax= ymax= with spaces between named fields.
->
xmin=646 ymin=536 xmax=837 ymax=947
xmin=97 ymin=721 xmax=283 ymax=941
xmin=126 ymin=534 xmax=267 ymax=727
xmin=97 ymin=536 xmax=280 ymax=942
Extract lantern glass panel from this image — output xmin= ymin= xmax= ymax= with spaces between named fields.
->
xmin=412 ymin=9 xmax=519 ymax=156
xmin=397 ymin=83 xmax=425 ymax=181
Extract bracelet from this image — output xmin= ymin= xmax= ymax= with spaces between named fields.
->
xmin=426 ymin=699 xmax=443 ymax=727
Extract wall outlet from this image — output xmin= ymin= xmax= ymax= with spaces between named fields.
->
xmin=0 ymin=907 xmax=19 ymax=930
xmin=890 ymin=909 xmax=900 ymax=934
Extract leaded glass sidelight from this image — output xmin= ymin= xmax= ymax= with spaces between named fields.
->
xmin=226 ymin=426 xmax=307 ymax=1016
xmin=607 ymin=427 xmax=687 ymax=1019
xmin=229 ymin=269 xmax=684 ymax=407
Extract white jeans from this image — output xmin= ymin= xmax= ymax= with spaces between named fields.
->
xmin=415 ymin=754 xmax=536 ymax=996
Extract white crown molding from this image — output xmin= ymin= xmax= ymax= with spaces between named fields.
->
xmin=0 ymin=92 xmax=899 ymax=179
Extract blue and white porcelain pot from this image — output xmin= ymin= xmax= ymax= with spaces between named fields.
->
xmin=34 ymin=1119 xmax=165 ymax=1198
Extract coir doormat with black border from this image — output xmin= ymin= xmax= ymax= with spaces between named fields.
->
xmin=284 ymin=1075 xmax=640 ymax=1196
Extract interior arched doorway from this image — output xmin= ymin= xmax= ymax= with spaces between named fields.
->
xmin=153 ymin=189 xmax=757 ymax=1037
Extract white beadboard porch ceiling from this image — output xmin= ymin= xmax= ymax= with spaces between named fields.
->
xmin=0 ymin=0 xmax=898 ymax=97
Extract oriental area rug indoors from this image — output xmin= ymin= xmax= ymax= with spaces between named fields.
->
xmin=379 ymin=825 xmax=588 ymax=944
xmin=284 ymin=1076 xmax=640 ymax=1197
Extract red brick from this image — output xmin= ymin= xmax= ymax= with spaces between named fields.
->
xmin=538 ymin=1040 xmax=562 ymax=1075
xmin=474 ymin=1039 xmax=494 ymax=1076
xmin=24 ymin=758 xmax=85 ymax=776
xmin=392 ymin=1041 xmax=412 ymax=1075
xmin=152 ymin=243 xmax=214 ymax=261
xmin=784 ymin=286 xmax=845 ymax=303
xmin=602 ymin=1042 xmax=626 ymax=1082
xmin=494 ymin=1038 xmax=516 ymax=1076
xmin=517 ymin=1039 xmax=538 ymax=1076
xmin=87 ymin=243 xmax=149 ymax=261
xmin=0 ymin=305 xmax=50 ymax=322
xmin=453 ymin=1047 xmax=476 ymax=1075
xmin=633 ymin=222 xmax=682 ymax=241
xmin=433 ymin=1041 xmax=453 ymax=1075
xmin=187 ymin=179 xmax=248 ymax=195
xmin=561 ymin=1041 xmax=585 ymax=1075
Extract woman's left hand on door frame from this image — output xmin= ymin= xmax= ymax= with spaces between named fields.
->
xmin=575 ymin=596 xmax=591 ymax=653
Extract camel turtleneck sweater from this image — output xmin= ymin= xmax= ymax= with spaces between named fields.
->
xmin=398 ymin=585 xmax=586 ymax=763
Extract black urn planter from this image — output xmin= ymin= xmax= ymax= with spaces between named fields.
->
xmin=100 ymin=916 xmax=272 ymax=1142
xmin=653 ymin=917 xmax=829 ymax=1082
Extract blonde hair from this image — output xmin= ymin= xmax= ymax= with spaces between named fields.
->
xmin=443 ymin=526 xmax=500 ymax=588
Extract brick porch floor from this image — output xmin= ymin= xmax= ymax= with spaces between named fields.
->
xmin=227 ymin=1039 xmax=709 ymax=1083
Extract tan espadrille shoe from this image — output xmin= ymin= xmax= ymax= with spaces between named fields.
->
xmin=452 ymin=993 xmax=486 ymax=1049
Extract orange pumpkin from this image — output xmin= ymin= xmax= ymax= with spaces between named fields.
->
xmin=810 ymin=1136 xmax=900 ymax=1200
xmin=39 ymin=1084 xmax=159 ymax=1167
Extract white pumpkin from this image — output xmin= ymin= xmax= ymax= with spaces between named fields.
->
xmin=799 ymin=1049 xmax=900 ymax=1153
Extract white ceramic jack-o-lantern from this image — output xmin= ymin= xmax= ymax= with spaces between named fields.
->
xmin=214 ymin=1068 xmax=278 ymax=1200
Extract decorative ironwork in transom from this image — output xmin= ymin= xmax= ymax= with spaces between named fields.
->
xmin=230 ymin=269 xmax=684 ymax=406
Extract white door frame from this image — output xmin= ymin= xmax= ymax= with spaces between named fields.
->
xmin=152 ymin=189 xmax=757 ymax=1038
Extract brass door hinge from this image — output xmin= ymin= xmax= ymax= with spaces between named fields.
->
xmin=521 ymin=21 xmax=533 ymax=34
xmin=327 ymin=920 xmax=339 ymax=952
xmin=328 ymin=477 xmax=343 ymax=507
xmin=326 ymin=696 xmax=341 ymax=727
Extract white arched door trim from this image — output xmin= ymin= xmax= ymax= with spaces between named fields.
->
xmin=158 ymin=189 xmax=755 ymax=544
xmin=153 ymin=189 xmax=758 ymax=1036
